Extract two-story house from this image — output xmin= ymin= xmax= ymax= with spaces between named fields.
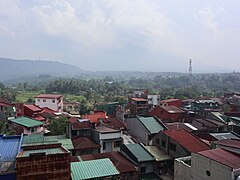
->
xmin=35 ymin=94 xmax=63 ymax=112
xmin=92 ymin=126 xmax=123 ymax=153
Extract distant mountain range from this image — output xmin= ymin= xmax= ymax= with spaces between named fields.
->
xmin=0 ymin=58 xmax=86 ymax=82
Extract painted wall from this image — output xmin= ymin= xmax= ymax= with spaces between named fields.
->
xmin=127 ymin=117 xmax=149 ymax=145
xmin=35 ymin=97 xmax=63 ymax=112
xmin=191 ymin=153 xmax=234 ymax=180
xmin=174 ymin=157 xmax=191 ymax=180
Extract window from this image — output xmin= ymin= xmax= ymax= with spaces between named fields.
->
xmin=156 ymin=138 xmax=160 ymax=145
xmin=43 ymin=99 xmax=46 ymax=102
xmin=161 ymin=140 xmax=166 ymax=147
xmin=140 ymin=167 xmax=146 ymax=173
xmin=206 ymin=170 xmax=211 ymax=176
xmin=170 ymin=143 xmax=176 ymax=151
xmin=52 ymin=100 xmax=55 ymax=103
xmin=37 ymin=99 xmax=40 ymax=102
xmin=103 ymin=142 xmax=106 ymax=150
xmin=114 ymin=141 xmax=122 ymax=148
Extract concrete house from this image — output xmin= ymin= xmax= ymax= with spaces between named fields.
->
xmin=120 ymin=143 xmax=155 ymax=175
xmin=153 ymin=129 xmax=210 ymax=159
xmin=35 ymin=94 xmax=63 ymax=112
xmin=9 ymin=117 xmax=45 ymax=135
xmin=174 ymin=148 xmax=240 ymax=180
xmin=92 ymin=126 xmax=123 ymax=153
xmin=127 ymin=116 xmax=167 ymax=145
xmin=149 ymin=106 xmax=187 ymax=123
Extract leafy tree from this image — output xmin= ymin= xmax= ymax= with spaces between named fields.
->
xmin=48 ymin=116 xmax=68 ymax=135
xmin=0 ymin=121 xmax=16 ymax=135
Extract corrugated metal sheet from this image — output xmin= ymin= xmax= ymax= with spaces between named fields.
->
xmin=0 ymin=135 xmax=21 ymax=160
xmin=138 ymin=116 xmax=165 ymax=134
xmin=19 ymin=148 xmax=66 ymax=157
xmin=22 ymin=134 xmax=74 ymax=150
xmin=71 ymin=158 xmax=119 ymax=180
xmin=9 ymin=117 xmax=44 ymax=128
xmin=124 ymin=144 xmax=155 ymax=162
xmin=145 ymin=146 xmax=170 ymax=161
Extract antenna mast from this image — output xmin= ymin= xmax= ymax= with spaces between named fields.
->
xmin=189 ymin=59 xmax=192 ymax=75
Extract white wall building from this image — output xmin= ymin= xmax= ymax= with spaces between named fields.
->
xmin=35 ymin=94 xmax=63 ymax=112
xmin=174 ymin=148 xmax=240 ymax=180
xmin=148 ymin=95 xmax=161 ymax=111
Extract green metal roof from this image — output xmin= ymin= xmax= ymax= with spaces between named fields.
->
xmin=23 ymin=134 xmax=44 ymax=144
xmin=22 ymin=134 xmax=74 ymax=150
xmin=9 ymin=117 xmax=44 ymax=128
xmin=44 ymin=135 xmax=74 ymax=150
xmin=137 ymin=116 xmax=165 ymax=134
xmin=124 ymin=144 xmax=155 ymax=162
xmin=71 ymin=158 xmax=120 ymax=180
xmin=20 ymin=148 xmax=66 ymax=157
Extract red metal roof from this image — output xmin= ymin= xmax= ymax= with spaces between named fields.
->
xmin=161 ymin=99 xmax=180 ymax=103
xmin=35 ymin=94 xmax=63 ymax=99
xmin=82 ymin=112 xmax=106 ymax=123
xmin=0 ymin=102 xmax=13 ymax=107
xmin=33 ymin=115 xmax=45 ymax=121
xmin=81 ymin=151 xmax=138 ymax=173
xmin=41 ymin=107 xmax=56 ymax=113
xmin=131 ymin=98 xmax=148 ymax=102
xmin=164 ymin=129 xmax=210 ymax=153
xmin=216 ymin=139 xmax=240 ymax=149
xmin=72 ymin=137 xmax=100 ymax=150
xmin=161 ymin=106 xmax=185 ymax=113
xmin=24 ymin=104 xmax=42 ymax=112
xmin=165 ymin=123 xmax=195 ymax=132
xmin=198 ymin=148 xmax=240 ymax=169
xmin=71 ymin=121 xmax=91 ymax=130
xmin=101 ymin=118 xmax=126 ymax=130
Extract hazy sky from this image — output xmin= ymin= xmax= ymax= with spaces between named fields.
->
xmin=0 ymin=0 xmax=239 ymax=72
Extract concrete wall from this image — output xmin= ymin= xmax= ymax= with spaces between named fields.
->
xmin=191 ymin=153 xmax=233 ymax=180
xmin=139 ymin=161 xmax=154 ymax=174
xmin=127 ymin=118 xmax=149 ymax=145
xmin=174 ymin=156 xmax=192 ymax=180
xmin=35 ymin=97 xmax=63 ymax=112
xmin=152 ymin=131 xmax=189 ymax=158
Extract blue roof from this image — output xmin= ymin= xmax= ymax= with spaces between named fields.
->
xmin=0 ymin=134 xmax=22 ymax=160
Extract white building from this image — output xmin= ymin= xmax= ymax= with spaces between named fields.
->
xmin=148 ymin=95 xmax=161 ymax=111
xmin=35 ymin=94 xmax=63 ymax=112
xmin=174 ymin=148 xmax=240 ymax=180
xmin=92 ymin=126 xmax=123 ymax=153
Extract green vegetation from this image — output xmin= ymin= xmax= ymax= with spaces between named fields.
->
xmin=48 ymin=115 xmax=68 ymax=135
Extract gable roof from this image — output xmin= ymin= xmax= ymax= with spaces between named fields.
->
xmin=71 ymin=158 xmax=120 ymax=180
xmin=198 ymin=148 xmax=240 ymax=169
xmin=209 ymin=132 xmax=240 ymax=141
xmin=81 ymin=151 xmax=138 ymax=173
xmin=0 ymin=134 xmax=22 ymax=172
xmin=163 ymin=130 xmax=210 ymax=153
xmin=23 ymin=134 xmax=74 ymax=150
xmin=72 ymin=137 xmax=100 ymax=150
xmin=101 ymin=118 xmax=126 ymax=130
xmin=35 ymin=94 xmax=63 ymax=99
xmin=131 ymin=98 xmax=148 ymax=102
xmin=9 ymin=117 xmax=44 ymax=128
xmin=137 ymin=116 xmax=166 ymax=134
xmin=82 ymin=112 xmax=106 ymax=123
xmin=24 ymin=104 xmax=42 ymax=112
xmin=160 ymin=99 xmax=180 ymax=103
xmin=165 ymin=122 xmax=197 ymax=132
xmin=160 ymin=106 xmax=185 ymax=113
xmin=121 ymin=143 xmax=155 ymax=163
